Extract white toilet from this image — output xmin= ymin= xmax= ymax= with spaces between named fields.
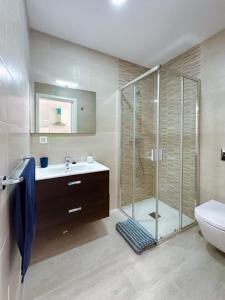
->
xmin=195 ymin=200 xmax=225 ymax=253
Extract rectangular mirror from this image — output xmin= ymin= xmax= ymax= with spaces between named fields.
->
xmin=33 ymin=82 xmax=96 ymax=134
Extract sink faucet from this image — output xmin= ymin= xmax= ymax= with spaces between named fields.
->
xmin=65 ymin=156 xmax=71 ymax=170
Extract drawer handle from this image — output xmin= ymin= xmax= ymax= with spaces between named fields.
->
xmin=67 ymin=180 xmax=81 ymax=186
xmin=68 ymin=207 xmax=82 ymax=213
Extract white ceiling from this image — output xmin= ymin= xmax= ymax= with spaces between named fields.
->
xmin=26 ymin=0 xmax=225 ymax=67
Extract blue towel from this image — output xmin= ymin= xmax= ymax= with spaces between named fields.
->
xmin=13 ymin=158 xmax=36 ymax=283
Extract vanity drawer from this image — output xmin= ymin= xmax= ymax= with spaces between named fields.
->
xmin=37 ymin=190 xmax=108 ymax=212
xmin=36 ymin=171 xmax=109 ymax=200
xmin=37 ymin=199 xmax=109 ymax=231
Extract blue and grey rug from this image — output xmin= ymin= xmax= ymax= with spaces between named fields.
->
xmin=116 ymin=218 xmax=156 ymax=255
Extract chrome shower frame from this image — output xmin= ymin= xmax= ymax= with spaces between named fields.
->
xmin=119 ymin=64 xmax=200 ymax=243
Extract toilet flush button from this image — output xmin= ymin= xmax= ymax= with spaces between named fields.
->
xmin=221 ymin=148 xmax=225 ymax=161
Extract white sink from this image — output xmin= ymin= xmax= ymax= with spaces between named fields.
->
xmin=36 ymin=161 xmax=109 ymax=181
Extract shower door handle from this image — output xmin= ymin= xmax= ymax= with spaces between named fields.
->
xmin=150 ymin=149 xmax=164 ymax=162
xmin=150 ymin=149 xmax=157 ymax=161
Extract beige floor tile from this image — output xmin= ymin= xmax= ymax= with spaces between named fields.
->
xmin=23 ymin=248 xmax=84 ymax=300
xmin=43 ymin=260 xmax=137 ymax=300
xmin=22 ymin=210 xmax=225 ymax=300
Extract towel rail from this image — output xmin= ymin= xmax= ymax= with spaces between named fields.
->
xmin=23 ymin=156 xmax=33 ymax=161
xmin=0 ymin=156 xmax=31 ymax=191
xmin=0 ymin=176 xmax=24 ymax=191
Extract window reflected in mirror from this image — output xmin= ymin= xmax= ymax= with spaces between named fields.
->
xmin=38 ymin=97 xmax=76 ymax=133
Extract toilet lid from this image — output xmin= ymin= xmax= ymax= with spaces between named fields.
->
xmin=195 ymin=200 xmax=225 ymax=231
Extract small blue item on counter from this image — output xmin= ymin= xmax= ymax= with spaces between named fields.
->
xmin=40 ymin=157 xmax=48 ymax=168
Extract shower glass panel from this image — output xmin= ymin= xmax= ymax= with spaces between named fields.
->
xmin=120 ymin=66 xmax=199 ymax=242
xmin=133 ymin=73 xmax=157 ymax=239
xmin=120 ymin=84 xmax=134 ymax=218
xmin=158 ymin=70 xmax=182 ymax=239
xmin=182 ymin=78 xmax=198 ymax=227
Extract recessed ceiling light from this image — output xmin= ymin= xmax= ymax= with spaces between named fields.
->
xmin=56 ymin=80 xmax=78 ymax=89
xmin=111 ymin=0 xmax=127 ymax=6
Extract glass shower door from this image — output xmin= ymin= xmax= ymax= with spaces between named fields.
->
xmin=120 ymin=84 xmax=134 ymax=218
xmin=133 ymin=72 xmax=158 ymax=239
xmin=157 ymin=70 xmax=182 ymax=239
xmin=157 ymin=70 xmax=198 ymax=239
xmin=120 ymin=66 xmax=199 ymax=242
xmin=182 ymin=77 xmax=198 ymax=227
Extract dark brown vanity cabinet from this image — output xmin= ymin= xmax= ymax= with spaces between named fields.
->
xmin=36 ymin=171 xmax=110 ymax=233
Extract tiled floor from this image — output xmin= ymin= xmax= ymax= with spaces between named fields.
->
xmin=23 ymin=210 xmax=225 ymax=300
xmin=122 ymin=198 xmax=194 ymax=239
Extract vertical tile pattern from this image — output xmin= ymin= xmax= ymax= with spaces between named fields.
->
xmin=134 ymin=75 xmax=157 ymax=203
xmin=158 ymin=71 xmax=182 ymax=216
xmin=182 ymin=78 xmax=198 ymax=217
xmin=0 ymin=0 xmax=30 ymax=299
xmin=164 ymin=45 xmax=201 ymax=78
xmin=120 ymin=85 xmax=134 ymax=207
xmin=119 ymin=60 xmax=151 ymax=206
xmin=163 ymin=45 xmax=201 ymax=218
xmin=158 ymin=70 xmax=198 ymax=220
xmin=118 ymin=59 xmax=148 ymax=88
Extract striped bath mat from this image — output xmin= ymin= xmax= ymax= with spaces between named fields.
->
xmin=116 ymin=218 xmax=156 ymax=255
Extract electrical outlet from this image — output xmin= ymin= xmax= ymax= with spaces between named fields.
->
xmin=40 ymin=136 xmax=48 ymax=144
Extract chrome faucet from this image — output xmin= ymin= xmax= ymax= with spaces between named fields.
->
xmin=65 ymin=156 xmax=71 ymax=170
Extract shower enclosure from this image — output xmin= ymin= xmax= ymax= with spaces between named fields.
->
xmin=120 ymin=65 xmax=200 ymax=242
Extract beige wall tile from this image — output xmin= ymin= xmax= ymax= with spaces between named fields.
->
xmin=0 ymin=237 xmax=10 ymax=300
xmin=200 ymin=29 xmax=225 ymax=204
xmin=30 ymin=30 xmax=146 ymax=209
xmin=0 ymin=0 xmax=30 ymax=298
xmin=0 ymin=60 xmax=9 ymax=122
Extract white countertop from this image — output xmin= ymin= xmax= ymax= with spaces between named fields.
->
xmin=36 ymin=161 xmax=109 ymax=181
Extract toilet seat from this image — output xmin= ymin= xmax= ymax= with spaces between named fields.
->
xmin=195 ymin=200 xmax=225 ymax=231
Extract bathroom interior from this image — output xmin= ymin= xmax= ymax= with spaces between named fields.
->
xmin=1 ymin=0 xmax=225 ymax=299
